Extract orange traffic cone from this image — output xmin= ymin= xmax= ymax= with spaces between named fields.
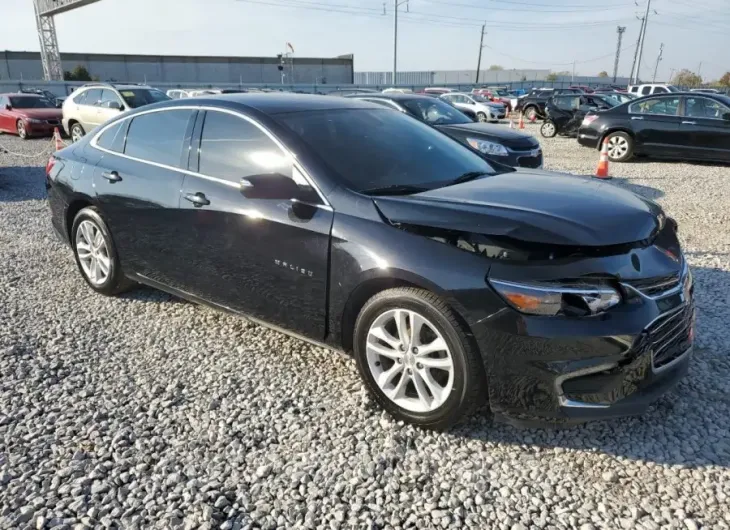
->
xmin=529 ymin=112 xmax=537 ymax=123
xmin=54 ymin=128 xmax=63 ymax=151
xmin=518 ymin=112 xmax=525 ymax=129
xmin=594 ymin=138 xmax=611 ymax=179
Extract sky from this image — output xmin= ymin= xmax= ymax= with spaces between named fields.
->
xmin=2 ymin=0 xmax=729 ymax=81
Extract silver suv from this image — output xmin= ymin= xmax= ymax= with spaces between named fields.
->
xmin=62 ymin=83 xmax=170 ymax=142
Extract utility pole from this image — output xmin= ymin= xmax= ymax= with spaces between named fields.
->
xmin=613 ymin=26 xmax=626 ymax=82
xmin=475 ymin=24 xmax=486 ymax=84
xmin=572 ymin=60 xmax=575 ymax=83
xmin=669 ymin=67 xmax=676 ymax=83
xmin=697 ymin=61 xmax=702 ymax=79
xmin=635 ymin=0 xmax=652 ymax=85
xmin=652 ymin=42 xmax=663 ymax=83
xmin=392 ymin=0 xmax=408 ymax=85
xmin=629 ymin=16 xmax=645 ymax=84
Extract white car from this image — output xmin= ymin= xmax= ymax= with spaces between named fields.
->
xmin=166 ymin=89 xmax=247 ymax=99
xmin=628 ymin=84 xmax=679 ymax=96
xmin=382 ymin=88 xmax=413 ymax=94
xmin=439 ymin=92 xmax=506 ymax=122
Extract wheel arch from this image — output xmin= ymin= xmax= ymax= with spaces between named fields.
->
xmin=65 ymin=195 xmax=95 ymax=242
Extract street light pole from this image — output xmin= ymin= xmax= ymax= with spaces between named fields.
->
xmin=392 ymin=0 xmax=408 ymax=85
xmin=475 ymin=24 xmax=486 ymax=84
xmin=652 ymin=42 xmax=663 ymax=83
xmin=635 ymin=0 xmax=652 ymax=84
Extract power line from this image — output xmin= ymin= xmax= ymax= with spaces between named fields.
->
xmin=419 ymin=0 xmax=635 ymax=12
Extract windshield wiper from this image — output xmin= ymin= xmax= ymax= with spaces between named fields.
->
xmin=361 ymin=184 xmax=429 ymax=196
xmin=449 ymin=171 xmax=490 ymax=186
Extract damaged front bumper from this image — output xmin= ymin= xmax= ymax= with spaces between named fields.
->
xmin=475 ymin=248 xmax=694 ymax=427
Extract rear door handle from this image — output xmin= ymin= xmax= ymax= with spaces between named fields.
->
xmin=101 ymin=171 xmax=122 ymax=183
xmin=631 ymin=116 xmax=644 ymax=120
xmin=183 ymin=192 xmax=210 ymax=207
xmin=681 ymin=120 xmax=696 ymax=125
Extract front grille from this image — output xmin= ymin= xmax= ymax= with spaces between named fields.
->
xmin=517 ymin=152 xmax=543 ymax=168
xmin=46 ymin=120 xmax=60 ymax=126
xmin=646 ymin=303 xmax=693 ymax=369
xmin=624 ymin=273 xmax=680 ymax=297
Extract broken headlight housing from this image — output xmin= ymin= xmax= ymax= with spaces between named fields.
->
xmin=489 ymin=279 xmax=621 ymax=317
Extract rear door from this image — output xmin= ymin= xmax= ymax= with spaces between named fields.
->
xmin=174 ymin=109 xmax=333 ymax=339
xmin=627 ymin=95 xmax=683 ymax=157
xmin=92 ymin=108 xmax=196 ymax=284
xmin=78 ymin=89 xmax=102 ymax=131
xmin=679 ymin=96 xmax=730 ymax=162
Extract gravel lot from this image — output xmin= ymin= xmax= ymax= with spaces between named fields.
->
xmin=1 ymin=128 xmax=729 ymax=530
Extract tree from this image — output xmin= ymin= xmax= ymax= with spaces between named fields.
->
xmin=545 ymin=73 xmax=558 ymax=81
xmin=598 ymin=71 xmax=609 ymax=78
xmin=488 ymin=65 xmax=504 ymax=71
xmin=671 ymin=69 xmax=702 ymax=87
xmin=64 ymin=65 xmax=92 ymax=81
xmin=718 ymin=72 xmax=730 ymax=87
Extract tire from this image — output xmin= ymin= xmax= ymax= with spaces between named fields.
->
xmin=16 ymin=120 xmax=28 ymax=140
xmin=476 ymin=112 xmax=488 ymax=123
xmin=524 ymin=106 xmax=538 ymax=121
xmin=604 ymin=131 xmax=634 ymax=162
xmin=540 ymin=120 xmax=557 ymax=138
xmin=71 ymin=207 xmax=133 ymax=296
xmin=353 ymin=287 xmax=487 ymax=430
xmin=70 ymin=122 xmax=85 ymax=143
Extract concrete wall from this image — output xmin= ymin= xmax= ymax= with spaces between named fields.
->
xmin=0 ymin=50 xmax=354 ymax=84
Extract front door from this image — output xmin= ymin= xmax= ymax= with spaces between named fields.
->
xmin=96 ymin=89 xmax=125 ymax=127
xmin=679 ymin=96 xmax=730 ymax=162
xmin=78 ymin=88 xmax=102 ymax=132
xmin=93 ymin=108 xmax=196 ymax=284
xmin=627 ymin=96 xmax=683 ymax=157
xmin=0 ymin=96 xmax=10 ymax=132
xmin=175 ymin=109 xmax=333 ymax=340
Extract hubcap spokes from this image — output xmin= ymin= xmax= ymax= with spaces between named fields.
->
xmin=607 ymin=136 xmax=628 ymax=158
xmin=76 ymin=220 xmax=110 ymax=285
xmin=366 ymin=309 xmax=454 ymax=413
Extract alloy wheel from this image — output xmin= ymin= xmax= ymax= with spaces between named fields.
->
xmin=366 ymin=308 xmax=454 ymax=413
xmin=17 ymin=121 xmax=27 ymax=139
xmin=541 ymin=122 xmax=556 ymax=137
xmin=607 ymin=135 xmax=629 ymax=159
xmin=71 ymin=125 xmax=84 ymax=143
xmin=526 ymin=107 xmax=537 ymax=121
xmin=75 ymin=220 xmax=111 ymax=286
xmin=477 ymin=113 xmax=488 ymax=123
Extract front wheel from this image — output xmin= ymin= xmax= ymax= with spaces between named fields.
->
xmin=525 ymin=106 xmax=538 ymax=121
xmin=476 ymin=112 xmax=488 ymax=123
xmin=353 ymin=288 xmax=487 ymax=430
xmin=540 ymin=120 xmax=557 ymax=138
xmin=16 ymin=120 xmax=28 ymax=140
xmin=604 ymin=131 xmax=634 ymax=162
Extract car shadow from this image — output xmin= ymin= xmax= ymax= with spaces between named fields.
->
xmin=450 ymin=263 xmax=730 ymax=470
xmin=0 ymin=166 xmax=47 ymax=202
xmin=626 ymin=156 xmax=730 ymax=168
xmin=607 ymin=176 xmax=665 ymax=201
xmin=119 ymin=285 xmax=188 ymax=305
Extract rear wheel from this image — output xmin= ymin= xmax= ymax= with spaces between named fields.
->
xmin=540 ymin=120 xmax=557 ymax=138
xmin=16 ymin=120 xmax=28 ymax=140
xmin=70 ymin=122 xmax=85 ymax=143
xmin=353 ymin=287 xmax=487 ymax=430
xmin=604 ymin=131 xmax=633 ymax=162
xmin=524 ymin=106 xmax=538 ymax=121
xmin=71 ymin=207 xmax=133 ymax=296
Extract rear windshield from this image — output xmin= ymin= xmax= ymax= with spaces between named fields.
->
xmin=118 ymin=88 xmax=170 ymax=108
xmin=277 ymin=108 xmax=497 ymax=193
xmin=8 ymin=96 xmax=56 ymax=109
xmin=401 ymin=98 xmax=473 ymax=125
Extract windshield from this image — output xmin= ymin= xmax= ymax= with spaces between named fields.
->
xmin=473 ymin=95 xmax=490 ymax=102
xmin=665 ymin=85 xmax=679 ymax=92
xmin=277 ymin=108 xmax=498 ymax=194
xmin=401 ymin=98 xmax=473 ymax=125
xmin=490 ymin=89 xmax=507 ymax=97
xmin=8 ymin=96 xmax=56 ymax=109
xmin=118 ymin=88 xmax=170 ymax=108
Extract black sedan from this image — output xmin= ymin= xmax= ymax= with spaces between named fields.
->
xmin=347 ymin=93 xmax=542 ymax=168
xmin=46 ymin=94 xmax=693 ymax=429
xmin=578 ymin=92 xmax=730 ymax=162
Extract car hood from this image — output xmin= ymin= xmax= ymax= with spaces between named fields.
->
xmin=373 ymin=169 xmax=662 ymax=247
xmin=14 ymin=108 xmax=62 ymax=120
xmin=437 ymin=123 xmax=538 ymax=149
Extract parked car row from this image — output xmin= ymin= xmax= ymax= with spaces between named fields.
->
xmin=46 ymin=93 xmax=694 ymax=429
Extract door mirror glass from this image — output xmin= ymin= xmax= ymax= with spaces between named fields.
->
xmin=4 ymin=104 xmax=10 ymax=111
xmin=108 ymin=101 xmax=122 ymax=111
xmin=240 ymin=173 xmax=302 ymax=200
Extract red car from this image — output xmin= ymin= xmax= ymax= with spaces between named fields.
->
xmin=471 ymin=87 xmax=513 ymax=111
xmin=0 ymin=93 xmax=63 ymax=139
xmin=568 ymin=85 xmax=594 ymax=94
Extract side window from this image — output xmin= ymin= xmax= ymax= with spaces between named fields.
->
xmin=125 ymin=110 xmax=193 ymax=167
xmin=641 ymin=86 xmax=652 ymax=96
xmin=198 ymin=111 xmax=292 ymax=183
xmin=653 ymin=87 xmax=668 ymax=94
xmin=99 ymin=89 xmax=122 ymax=108
xmin=83 ymin=89 xmax=103 ymax=106
xmin=72 ymin=90 xmax=88 ymax=105
xmin=0 ymin=96 xmax=6 ymax=108
xmin=685 ymin=97 xmax=729 ymax=119
xmin=629 ymin=97 xmax=680 ymax=116
xmin=95 ymin=120 xmax=126 ymax=152
xmin=365 ymin=99 xmax=399 ymax=110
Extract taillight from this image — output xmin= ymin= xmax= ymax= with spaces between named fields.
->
xmin=46 ymin=156 xmax=56 ymax=177
xmin=582 ymin=115 xmax=599 ymax=126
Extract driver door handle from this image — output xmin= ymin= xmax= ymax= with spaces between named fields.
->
xmin=183 ymin=192 xmax=210 ymax=207
xmin=681 ymin=120 xmax=696 ymax=125
xmin=631 ymin=116 xmax=644 ymax=120
xmin=101 ymin=171 xmax=122 ymax=183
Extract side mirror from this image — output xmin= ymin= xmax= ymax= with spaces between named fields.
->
xmin=240 ymin=173 xmax=302 ymax=200
xmin=723 ymin=112 xmax=730 ymax=121
xmin=4 ymin=104 xmax=10 ymax=111
xmin=56 ymin=101 xmax=63 ymax=108
xmin=108 ymin=101 xmax=122 ymax=111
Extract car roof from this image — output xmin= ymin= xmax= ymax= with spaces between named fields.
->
xmin=346 ymin=93 xmax=435 ymax=102
xmin=2 ymin=92 xmax=42 ymax=97
xmin=156 ymin=93 xmax=381 ymax=114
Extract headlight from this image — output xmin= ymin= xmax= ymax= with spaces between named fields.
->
xmin=467 ymin=138 xmax=509 ymax=156
xmin=489 ymin=279 xmax=621 ymax=317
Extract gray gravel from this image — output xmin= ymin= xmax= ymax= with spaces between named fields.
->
xmin=1 ymin=132 xmax=729 ymax=530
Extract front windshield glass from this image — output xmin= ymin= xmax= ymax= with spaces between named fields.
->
xmin=277 ymin=108 xmax=498 ymax=194
xmin=8 ymin=96 xmax=56 ymax=109
xmin=666 ymin=85 xmax=679 ymax=92
xmin=473 ymin=95 xmax=490 ymax=102
xmin=401 ymin=98 xmax=473 ymax=125
xmin=491 ymin=89 xmax=507 ymax=97
xmin=119 ymin=88 xmax=171 ymax=108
